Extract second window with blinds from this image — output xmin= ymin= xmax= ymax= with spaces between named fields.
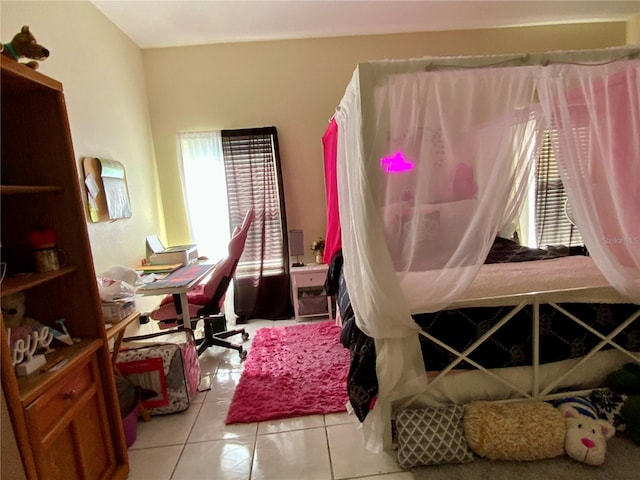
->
xmin=534 ymin=131 xmax=583 ymax=248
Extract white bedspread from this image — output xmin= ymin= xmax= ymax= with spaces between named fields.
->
xmin=402 ymin=256 xmax=633 ymax=312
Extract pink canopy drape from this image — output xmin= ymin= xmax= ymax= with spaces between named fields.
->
xmin=323 ymin=118 xmax=341 ymax=263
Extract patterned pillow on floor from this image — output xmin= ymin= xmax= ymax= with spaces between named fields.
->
xmin=590 ymin=388 xmax=628 ymax=431
xmin=395 ymin=405 xmax=474 ymax=469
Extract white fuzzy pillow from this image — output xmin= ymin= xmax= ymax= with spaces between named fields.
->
xmin=464 ymin=401 xmax=565 ymax=461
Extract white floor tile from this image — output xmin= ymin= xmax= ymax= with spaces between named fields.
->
xmin=271 ymin=319 xmax=301 ymax=328
xmin=251 ymin=427 xmax=331 ymax=480
xmin=190 ymin=389 xmax=208 ymax=405
xmin=127 ymin=320 xmax=411 ymax=480
xmin=257 ymin=414 xmax=325 ymax=435
xmin=324 ymin=411 xmax=359 ymax=426
xmin=171 ymin=437 xmax=254 ymax=480
xmin=327 ymin=422 xmax=401 ymax=479
xmin=127 ymin=445 xmax=183 ymax=480
xmin=188 ymin=400 xmax=258 ymax=442
xmin=197 ymin=352 xmax=221 ymax=376
xmin=209 ymin=346 xmax=248 ymax=368
xmin=131 ymin=404 xmax=202 ymax=449
xmin=203 ymin=369 xmax=243 ymax=402
xmin=203 ymin=387 xmax=234 ymax=408
xmin=243 ymin=319 xmax=275 ymax=335
xmin=357 ymin=473 xmax=415 ymax=480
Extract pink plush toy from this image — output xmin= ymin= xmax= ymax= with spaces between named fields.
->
xmin=556 ymin=397 xmax=615 ymax=466
xmin=452 ymin=162 xmax=478 ymax=201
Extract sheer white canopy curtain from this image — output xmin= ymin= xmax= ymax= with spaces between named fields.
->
xmin=178 ymin=131 xmax=230 ymax=262
xmin=538 ymin=62 xmax=640 ymax=300
xmin=335 ymin=48 xmax=640 ymax=451
xmin=178 ymin=131 xmax=236 ymax=322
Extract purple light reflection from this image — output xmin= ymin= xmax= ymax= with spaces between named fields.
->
xmin=380 ymin=151 xmax=414 ymax=173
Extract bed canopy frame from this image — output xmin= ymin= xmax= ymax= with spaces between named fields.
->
xmin=327 ymin=45 xmax=640 ymax=451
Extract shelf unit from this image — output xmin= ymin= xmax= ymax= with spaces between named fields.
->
xmin=1 ymin=57 xmax=129 ymax=479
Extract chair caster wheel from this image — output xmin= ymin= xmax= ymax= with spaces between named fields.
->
xmin=242 ymin=332 xmax=250 ymax=341
xmin=239 ymin=350 xmax=247 ymax=360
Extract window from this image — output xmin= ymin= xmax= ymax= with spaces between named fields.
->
xmin=179 ymin=127 xmax=292 ymax=320
xmin=221 ymin=127 xmax=288 ymax=278
xmin=178 ymin=131 xmax=230 ymax=262
xmin=534 ymin=131 xmax=583 ymax=247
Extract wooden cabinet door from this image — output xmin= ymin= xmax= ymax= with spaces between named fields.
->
xmin=25 ymin=355 xmax=115 ymax=480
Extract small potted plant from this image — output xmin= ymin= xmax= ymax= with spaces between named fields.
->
xmin=310 ymin=238 xmax=325 ymax=264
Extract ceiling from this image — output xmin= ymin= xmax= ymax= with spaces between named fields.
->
xmin=92 ymin=1 xmax=640 ymax=49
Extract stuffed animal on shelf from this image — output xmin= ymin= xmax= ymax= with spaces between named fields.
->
xmin=556 ymin=396 xmax=616 ymax=466
xmin=1 ymin=25 xmax=49 ymax=69
xmin=2 ymin=291 xmax=70 ymax=351
xmin=1 ymin=292 xmax=40 ymax=343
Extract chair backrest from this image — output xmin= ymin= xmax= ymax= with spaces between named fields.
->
xmin=199 ymin=208 xmax=255 ymax=314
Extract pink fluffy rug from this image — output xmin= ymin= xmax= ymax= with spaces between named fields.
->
xmin=225 ymin=321 xmax=350 ymax=424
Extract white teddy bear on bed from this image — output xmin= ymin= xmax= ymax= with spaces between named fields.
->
xmin=556 ymin=396 xmax=615 ymax=466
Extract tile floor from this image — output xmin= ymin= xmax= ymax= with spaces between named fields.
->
xmin=123 ymin=317 xmax=414 ymax=480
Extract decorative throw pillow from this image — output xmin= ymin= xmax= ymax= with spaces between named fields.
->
xmin=590 ymin=388 xmax=628 ymax=431
xmin=395 ymin=405 xmax=474 ymax=469
xmin=464 ymin=401 xmax=565 ymax=461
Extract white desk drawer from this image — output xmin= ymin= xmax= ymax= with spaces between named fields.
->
xmin=294 ymin=272 xmax=325 ymax=288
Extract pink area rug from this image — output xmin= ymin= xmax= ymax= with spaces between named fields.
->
xmin=225 ymin=321 xmax=350 ymax=424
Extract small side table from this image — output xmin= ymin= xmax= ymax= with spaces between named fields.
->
xmin=290 ymin=263 xmax=333 ymax=321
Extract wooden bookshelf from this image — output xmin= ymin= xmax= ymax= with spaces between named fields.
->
xmin=1 ymin=57 xmax=129 ymax=479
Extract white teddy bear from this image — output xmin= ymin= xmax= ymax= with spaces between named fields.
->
xmin=1 ymin=292 xmax=40 ymax=342
xmin=556 ymin=396 xmax=615 ymax=466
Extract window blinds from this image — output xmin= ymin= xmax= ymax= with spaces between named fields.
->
xmin=535 ymin=131 xmax=583 ymax=247
xmin=221 ymin=127 xmax=288 ymax=277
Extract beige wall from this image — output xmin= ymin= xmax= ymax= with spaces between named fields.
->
xmin=629 ymin=15 xmax=640 ymax=43
xmin=143 ymin=22 xmax=627 ymax=264
xmin=1 ymin=1 xmax=164 ymax=275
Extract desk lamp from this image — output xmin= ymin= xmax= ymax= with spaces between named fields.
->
xmin=289 ymin=229 xmax=305 ymax=267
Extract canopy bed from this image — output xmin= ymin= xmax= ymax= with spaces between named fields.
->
xmin=323 ymin=46 xmax=640 ymax=452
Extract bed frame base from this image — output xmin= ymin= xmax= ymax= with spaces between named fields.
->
xmin=384 ymin=293 xmax=640 ymax=450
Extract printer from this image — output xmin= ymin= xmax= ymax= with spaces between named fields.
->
xmin=146 ymin=235 xmax=199 ymax=266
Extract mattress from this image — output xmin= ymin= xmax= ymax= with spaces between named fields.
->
xmin=402 ymin=256 xmax=631 ymax=312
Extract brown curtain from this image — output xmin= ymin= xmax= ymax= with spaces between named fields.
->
xmin=221 ymin=127 xmax=293 ymax=320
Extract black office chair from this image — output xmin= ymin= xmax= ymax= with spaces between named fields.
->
xmin=150 ymin=208 xmax=254 ymax=359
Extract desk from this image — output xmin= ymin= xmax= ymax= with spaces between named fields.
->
xmin=137 ymin=263 xmax=216 ymax=324
xmin=105 ymin=311 xmax=140 ymax=369
xmin=290 ymin=264 xmax=333 ymax=321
